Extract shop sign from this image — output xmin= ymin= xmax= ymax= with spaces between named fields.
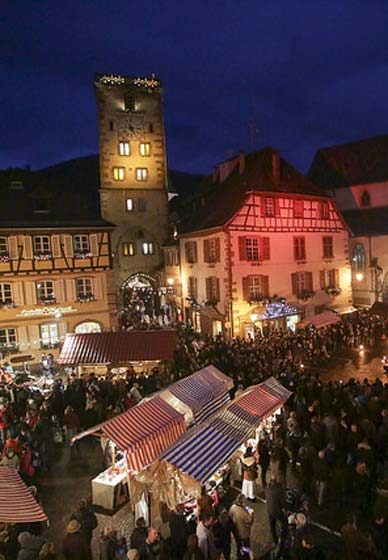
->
xmin=16 ymin=306 xmax=77 ymax=317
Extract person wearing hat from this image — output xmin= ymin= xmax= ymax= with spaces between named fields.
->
xmin=0 ymin=447 xmax=20 ymax=471
xmin=127 ymin=550 xmax=140 ymax=560
xmin=17 ymin=531 xmax=46 ymax=560
xmin=62 ymin=519 xmax=88 ymax=560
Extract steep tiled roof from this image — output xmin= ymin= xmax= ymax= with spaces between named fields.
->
xmin=342 ymin=207 xmax=388 ymax=236
xmin=309 ymin=134 xmax=388 ymax=188
xmin=174 ymin=147 xmax=326 ymax=233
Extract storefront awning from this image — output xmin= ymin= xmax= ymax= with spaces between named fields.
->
xmin=162 ymin=377 xmax=291 ymax=484
xmin=73 ymin=396 xmax=186 ymax=472
xmin=159 ymin=365 xmax=233 ymax=424
xmin=300 ymin=310 xmax=341 ymax=329
xmin=369 ymin=302 xmax=388 ymax=318
xmin=327 ymin=304 xmax=357 ymax=315
xmin=58 ymin=330 xmax=177 ymax=365
xmin=0 ymin=467 xmax=48 ymax=523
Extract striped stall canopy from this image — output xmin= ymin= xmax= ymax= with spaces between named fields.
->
xmin=74 ymin=396 xmax=186 ymax=472
xmin=166 ymin=365 xmax=233 ymax=423
xmin=0 ymin=467 xmax=47 ymax=523
xmin=163 ymin=377 xmax=291 ymax=484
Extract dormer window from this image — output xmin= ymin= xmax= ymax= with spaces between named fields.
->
xmin=361 ymin=191 xmax=370 ymax=207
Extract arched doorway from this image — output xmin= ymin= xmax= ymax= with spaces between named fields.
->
xmin=75 ymin=321 xmax=101 ymax=334
xmin=119 ymin=273 xmax=174 ymax=330
xmin=382 ymin=272 xmax=388 ymax=303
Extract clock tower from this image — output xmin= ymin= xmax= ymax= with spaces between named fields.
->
xmin=94 ymin=73 xmax=169 ymax=306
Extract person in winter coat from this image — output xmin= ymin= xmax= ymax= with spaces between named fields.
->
xmin=265 ymin=478 xmax=288 ymax=550
xmin=229 ymin=494 xmax=253 ymax=558
xmin=130 ymin=518 xmax=148 ymax=550
xmin=182 ymin=535 xmax=205 ymax=560
xmin=0 ymin=402 xmax=9 ymax=446
xmin=0 ymin=447 xmax=20 ymax=470
xmin=17 ymin=531 xmax=46 ymax=560
xmin=62 ymin=520 xmax=89 ymax=560
xmin=99 ymin=527 xmax=118 ymax=560
xmin=240 ymin=447 xmax=257 ymax=501
xmin=257 ymin=435 xmax=270 ymax=488
xmin=70 ymin=499 xmax=97 ymax=559
xmin=169 ymin=504 xmax=190 ymax=560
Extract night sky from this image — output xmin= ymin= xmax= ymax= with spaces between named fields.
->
xmin=2 ymin=1 xmax=388 ymax=175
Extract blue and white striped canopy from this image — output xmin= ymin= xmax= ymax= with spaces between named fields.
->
xmin=162 ymin=377 xmax=292 ymax=484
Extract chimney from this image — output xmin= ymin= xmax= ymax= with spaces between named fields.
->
xmin=212 ymin=166 xmax=219 ymax=183
xmin=272 ymin=149 xmax=280 ymax=184
xmin=239 ymin=150 xmax=245 ymax=175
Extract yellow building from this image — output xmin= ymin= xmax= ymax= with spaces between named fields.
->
xmin=0 ymin=171 xmax=117 ymax=366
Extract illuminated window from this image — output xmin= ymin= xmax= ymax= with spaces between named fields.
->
xmin=352 ymin=243 xmax=366 ymax=274
xmin=188 ymin=276 xmax=198 ymax=298
xmin=293 ymin=200 xmax=304 ymax=218
xmin=0 ymin=328 xmax=16 ymax=346
xmin=136 ymin=168 xmax=148 ymax=181
xmin=319 ymin=201 xmax=330 ymax=219
xmin=0 ymin=283 xmax=12 ymax=304
xmin=206 ymin=276 xmax=220 ymax=300
xmin=322 ymin=236 xmax=333 ymax=258
xmin=73 ymin=235 xmax=89 ymax=253
xmin=264 ymin=197 xmax=275 ymax=217
xmin=76 ymin=278 xmax=93 ymax=299
xmin=140 ymin=142 xmax=151 ymax=156
xmin=248 ymin=276 xmax=262 ymax=300
xmin=294 ymin=237 xmax=306 ymax=261
xmin=113 ymin=167 xmax=125 ymax=181
xmin=119 ymin=142 xmax=130 ymax=156
xmin=246 ymin=238 xmax=260 ymax=261
xmin=122 ymin=242 xmax=135 ymax=256
xmin=36 ymin=280 xmax=55 ymax=303
xmin=0 ymin=237 xmax=8 ymax=255
xmin=327 ymin=269 xmax=338 ymax=288
xmin=33 ymin=236 xmax=50 ymax=254
xmin=126 ymin=198 xmax=134 ymax=212
xmin=142 ymin=242 xmax=154 ymax=255
xmin=185 ymin=241 xmax=197 ymax=263
xmin=40 ymin=324 xmax=59 ymax=347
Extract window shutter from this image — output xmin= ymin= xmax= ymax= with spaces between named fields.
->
xmin=301 ymin=237 xmax=306 ymax=260
xmin=261 ymin=237 xmax=270 ymax=260
xmin=93 ymin=277 xmax=103 ymax=300
xmin=291 ymin=273 xmax=297 ymax=295
xmin=17 ymin=326 xmax=28 ymax=351
xmin=28 ymin=325 xmax=41 ymax=350
xmin=8 ymin=236 xmax=18 ymax=260
xmin=193 ymin=277 xmax=198 ymax=298
xmin=89 ymin=234 xmax=98 ymax=256
xmin=238 ymin=237 xmax=247 ymax=261
xmin=260 ymin=198 xmax=266 ymax=217
xmin=25 ymin=282 xmax=37 ymax=305
xmin=23 ymin=236 xmax=33 ymax=259
xmin=205 ymin=277 xmax=211 ymax=300
xmin=320 ymin=270 xmax=326 ymax=290
xmin=242 ymin=277 xmax=249 ymax=301
xmin=65 ymin=279 xmax=76 ymax=302
xmin=51 ymin=235 xmax=61 ymax=258
xmin=306 ymin=272 xmax=313 ymax=291
xmin=334 ymin=269 xmax=340 ymax=289
xmin=63 ymin=235 xmax=74 ymax=258
xmin=203 ymin=240 xmax=210 ymax=263
xmin=261 ymin=275 xmax=269 ymax=297
xmin=12 ymin=283 xmax=24 ymax=306
xmin=293 ymin=238 xmax=298 ymax=261
xmin=216 ymin=278 xmax=220 ymax=300
xmin=193 ymin=242 xmax=198 ymax=263
xmin=274 ymin=198 xmax=281 ymax=216
xmin=185 ymin=242 xmax=190 ymax=263
xmin=54 ymin=279 xmax=65 ymax=303
xmin=215 ymin=238 xmax=221 ymax=262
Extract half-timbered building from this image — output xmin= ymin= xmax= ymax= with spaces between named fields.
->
xmin=0 ymin=169 xmax=117 ymax=365
xmin=177 ymin=148 xmax=352 ymax=337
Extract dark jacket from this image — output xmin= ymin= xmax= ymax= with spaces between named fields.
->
xmin=169 ymin=511 xmax=190 ymax=548
xmin=62 ymin=532 xmax=89 ymax=560
xmin=265 ymin=481 xmax=286 ymax=517
xmin=130 ymin=527 xmax=148 ymax=550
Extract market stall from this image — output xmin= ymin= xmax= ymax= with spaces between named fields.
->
xmin=0 ymin=467 xmax=48 ymax=523
xmin=299 ymin=310 xmax=341 ymax=329
xmin=132 ymin=377 xmax=292 ymax=513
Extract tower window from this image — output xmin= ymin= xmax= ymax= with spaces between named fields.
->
xmin=136 ymin=168 xmax=148 ymax=182
xmin=109 ymin=121 xmax=114 ymax=131
xmin=119 ymin=142 xmax=130 ymax=156
xmin=140 ymin=143 xmax=151 ymax=157
xmin=122 ymin=242 xmax=135 ymax=256
xmin=124 ymin=94 xmax=135 ymax=112
xmin=113 ymin=167 xmax=125 ymax=181
xmin=142 ymin=242 xmax=154 ymax=255
xmin=149 ymin=123 xmax=154 ymax=133
xmin=126 ymin=198 xmax=134 ymax=212
xmin=138 ymin=199 xmax=146 ymax=212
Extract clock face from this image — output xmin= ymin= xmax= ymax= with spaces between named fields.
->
xmin=118 ymin=116 xmax=144 ymax=139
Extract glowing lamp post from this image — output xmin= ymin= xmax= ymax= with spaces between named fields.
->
xmin=355 ymin=272 xmax=364 ymax=282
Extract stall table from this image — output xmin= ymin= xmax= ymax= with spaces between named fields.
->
xmin=91 ymin=460 xmax=129 ymax=511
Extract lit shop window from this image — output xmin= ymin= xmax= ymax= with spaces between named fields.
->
xmin=119 ymin=142 xmax=130 ymax=156
xmin=113 ymin=167 xmax=125 ymax=181
xmin=40 ymin=324 xmax=59 ymax=347
xmin=136 ymin=168 xmax=148 ymax=182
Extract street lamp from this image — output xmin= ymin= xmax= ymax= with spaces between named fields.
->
xmin=355 ymin=272 xmax=364 ymax=282
xmin=167 ymin=277 xmax=174 ymax=286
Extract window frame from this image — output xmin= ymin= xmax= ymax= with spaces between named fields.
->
xmin=0 ymin=327 xmax=16 ymax=347
xmin=248 ymin=276 xmax=262 ymax=300
xmin=118 ymin=141 xmax=130 ymax=156
xmin=122 ymin=242 xmax=135 ymax=256
xmin=264 ymin=197 xmax=275 ymax=217
xmin=126 ymin=198 xmax=134 ymax=212
xmin=36 ymin=280 xmax=55 ymax=303
xmin=73 ymin=234 xmax=90 ymax=254
xmin=294 ymin=237 xmax=306 ymax=261
xmin=0 ymin=237 xmax=8 ymax=255
xmin=136 ymin=168 xmax=149 ymax=182
xmin=0 ymin=283 xmax=12 ymax=304
xmin=293 ymin=199 xmax=304 ymax=219
xmin=140 ymin=142 xmax=151 ymax=157
xmin=113 ymin=167 xmax=125 ymax=181
xmin=76 ymin=278 xmax=94 ymax=300
xmin=33 ymin=235 xmax=51 ymax=254
xmin=322 ymin=236 xmax=334 ymax=259
xmin=40 ymin=323 xmax=59 ymax=348
xmin=142 ymin=242 xmax=154 ymax=255
xmin=246 ymin=238 xmax=260 ymax=261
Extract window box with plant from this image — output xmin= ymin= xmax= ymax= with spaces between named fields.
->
xmin=324 ymin=287 xmax=342 ymax=297
xmin=0 ymin=252 xmax=9 ymax=263
xmin=37 ymin=295 xmax=56 ymax=305
xmin=0 ymin=299 xmax=15 ymax=309
xmin=297 ymin=290 xmax=315 ymax=301
xmin=40 ymin=342 xmax=60 ymax=350
xmin=34 ymin=252 xmax=52 ymax=261
xmin=0 ymin=343 xmax=19 ymax=355
xmin=76 ymin=293 xmax=95 ymax=303
xmin=74 ymin=251 xmax=93 ymax=260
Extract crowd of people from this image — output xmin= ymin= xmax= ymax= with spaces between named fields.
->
xmin=0 ymin=310 xmax=386 ymax=559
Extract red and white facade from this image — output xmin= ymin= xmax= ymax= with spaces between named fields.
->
xmin=178 ymin=151 xmax=352 ymax=337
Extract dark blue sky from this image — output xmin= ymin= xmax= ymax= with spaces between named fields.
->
xmin=2 ymin=0 xmax=388 ymax=175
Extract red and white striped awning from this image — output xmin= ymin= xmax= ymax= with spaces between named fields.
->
xmin=74 ymin=396 xmax=186 ymax=472
xmin=0 ymin=467 xmax=47 ymax=523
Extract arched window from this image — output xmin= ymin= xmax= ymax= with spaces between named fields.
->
xmin=360 ymin=191 xmax=370 ymax=207
xmin=352 ymin=243 xmax=366 ymax=273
